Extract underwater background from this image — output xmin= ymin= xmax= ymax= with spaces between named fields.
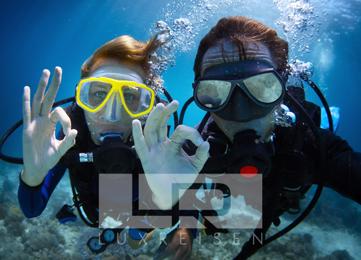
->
xmin=0 ymin=0 xmax=361 ymax=259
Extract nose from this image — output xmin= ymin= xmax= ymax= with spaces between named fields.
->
xmin=99 ymin=93 xmax=123 ymax=122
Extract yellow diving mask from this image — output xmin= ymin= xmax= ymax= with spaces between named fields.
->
xmin=76 ymin=77 xmax=155 ymax=117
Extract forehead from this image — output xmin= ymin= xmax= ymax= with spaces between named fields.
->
xmin=90 ymin=59 xmax=146 ymax=83
xmin=200 ymin=40 xmax=275 ymax=77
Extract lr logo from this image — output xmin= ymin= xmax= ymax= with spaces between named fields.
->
xmin=99 ymin=173 xmax=263 ymax=230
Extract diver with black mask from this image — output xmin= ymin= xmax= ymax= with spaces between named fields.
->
xmin=9 ymin=34 xmax=209 ymax=257
xmin=176 ymin=16 xmax=361 ymax=259
xmin=193 ymin=58 xmax=284 ymax=178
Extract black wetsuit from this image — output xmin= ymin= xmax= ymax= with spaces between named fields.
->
xmin=185 ymin=117 xmax=361 ymax=258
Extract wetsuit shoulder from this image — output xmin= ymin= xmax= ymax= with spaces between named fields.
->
xmin=318 ymin=129 xmax=361 ymax=204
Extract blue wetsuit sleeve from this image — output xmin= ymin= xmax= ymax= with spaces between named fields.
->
xmin=18 ymin=163 xmax=67 ymax=218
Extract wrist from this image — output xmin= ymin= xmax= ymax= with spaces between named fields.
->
xmin=21 ymin=168 xmax=46 ymax=187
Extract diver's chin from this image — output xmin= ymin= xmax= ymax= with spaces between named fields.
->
xmin=211 ymin=113 xmax=274 ymax=143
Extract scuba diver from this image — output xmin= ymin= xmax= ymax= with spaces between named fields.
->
xmin=168 ymin=16 xmax=361 ymax=259
xmin=11 ymin=34 xmax=209 ymax=256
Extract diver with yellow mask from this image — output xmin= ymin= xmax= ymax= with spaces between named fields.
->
xmin=4 ymin=34 xmax=210 ymax=256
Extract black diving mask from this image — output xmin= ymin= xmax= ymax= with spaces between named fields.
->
xmin=193 ymin=60 xmax=285 ymax=122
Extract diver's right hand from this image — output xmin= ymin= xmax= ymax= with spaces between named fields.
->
xmin=21 ymin=67 xmax=77 ymax=186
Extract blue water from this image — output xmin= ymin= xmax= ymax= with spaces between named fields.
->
xmin=1 ymin=0 xmax=361 ymax=258
xmin=1 ymin=0 xmax=361 ymax=153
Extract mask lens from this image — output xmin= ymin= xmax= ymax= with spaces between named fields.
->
xmin=122 ymin=85 xmax=153 ymax=115
xmin=196 ymin=80 xmax=232 ymax=109
xmin=79 ymin=81 xmax=112 ymax=109
xmin=243 ymin=73 xmax=283 ymax=103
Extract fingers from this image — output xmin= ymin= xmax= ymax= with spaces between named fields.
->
xmin=40 ymin=66 xmax=62 ymax=116
xmin=132 ymin=119 xmax=148 ymax=162
xmin=49 ymin=107 xmax=71 ymax=135
xmin=190 ymin=141 xmax=210 ymax=172
xmin=57 ymin=129 xmax=78 ymax=157
xmin=53 ymin=107 xmax=77 ymax=158
xmin=32 ymin=69 xmax=50 ymax=118
xmin=159 ymin=100 xmax=179 ymax=142
xmin=143 ymin=103 xmax=166 ymax=147
xmin=169 ymin=125 xmax=204 ymax=151
xmin=23 ymin=86 xmax=31 ymax=128
xmin=143 ymin=101 xmax=179 ymax=146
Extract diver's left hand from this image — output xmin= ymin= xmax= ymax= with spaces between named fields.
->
xmin=132 ymin=101 xmax=209 ymax=209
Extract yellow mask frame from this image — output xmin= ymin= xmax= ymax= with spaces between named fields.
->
xmin=76 ymin=77 xmax=155 ymax=118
